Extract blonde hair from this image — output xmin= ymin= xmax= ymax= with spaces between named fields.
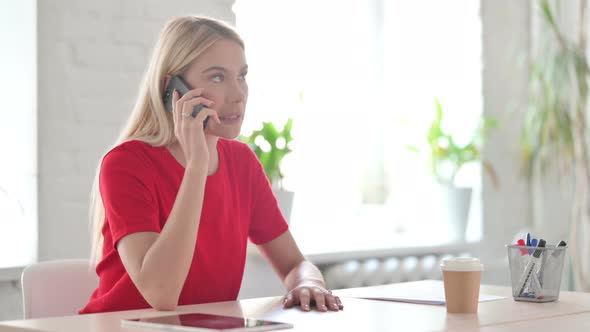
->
xmin=89 ymin=16 xmax=244 ymax=265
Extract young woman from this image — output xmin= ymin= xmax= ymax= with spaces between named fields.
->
xmin=79 ymin=16 xmax=343 ymax=314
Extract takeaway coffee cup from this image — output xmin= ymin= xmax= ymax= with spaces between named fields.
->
xmin=440 ymin=257 xmax=483 ymax=313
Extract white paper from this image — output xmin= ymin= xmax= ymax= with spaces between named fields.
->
xmin=335 ymin=281 xmax=506 ymax=305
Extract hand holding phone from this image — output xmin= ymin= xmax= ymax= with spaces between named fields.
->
xmin=166 ymin=78 xmax=220 ymax=168
xmin=163 ymin=75 xmax=210 ymax=128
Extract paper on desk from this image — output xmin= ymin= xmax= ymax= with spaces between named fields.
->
xmin=336 ymin=283 xmax=506 ymax=305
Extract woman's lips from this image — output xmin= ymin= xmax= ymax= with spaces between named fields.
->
xmin=218 ymin=114 xmax=242 ymax=124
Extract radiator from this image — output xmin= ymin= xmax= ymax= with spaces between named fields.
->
xmin=316 ymin=250 xmax=474 ymax=289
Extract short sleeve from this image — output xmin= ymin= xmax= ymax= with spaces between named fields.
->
xmin=99 ymin=146 xmax=161 ymax=248
xmin=248 ymin=149 xmax=289 ymax=245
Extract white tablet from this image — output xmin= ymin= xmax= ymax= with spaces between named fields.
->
xmin=121 ymin=313 xmax=293 ymax=332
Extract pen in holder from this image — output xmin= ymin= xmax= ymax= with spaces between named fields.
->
xmin=506 ymin=243 xmax=567 ymax=302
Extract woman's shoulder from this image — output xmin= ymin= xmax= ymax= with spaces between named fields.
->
xmin=101 ymin=140 xmax=161 ymax=171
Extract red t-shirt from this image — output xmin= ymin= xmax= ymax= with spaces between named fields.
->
xmin=79 ymin=138 xmax=288 ymax=314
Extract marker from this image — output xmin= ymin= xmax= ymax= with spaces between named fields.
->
xmin=530 ymin=238 xmax=538 ymax=254
xmin=516 ymin=239 xmax=531 ymax=285
xmin=526 ymin=233 xmax=532 ymax=247
xmin=517 ymin=239 xmax=546 ymax=297
xmin=537 ymin=240 xmax=567 ymax=291
xmin=517 ymin=239 xmax=528 ymax=255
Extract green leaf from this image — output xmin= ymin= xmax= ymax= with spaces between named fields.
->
xmin=418 ymin=97 xmax=497 ymax=184
xmin=240 ymin=118 xmax=295 ymax=185
xmin=519 ymin=0 xmax=590 ymax=182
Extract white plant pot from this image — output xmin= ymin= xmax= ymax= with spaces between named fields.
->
xmin=274 ymin=189 xmax=294 ymax=224
xmin=439 ymin=185 xmax=472 ymax=243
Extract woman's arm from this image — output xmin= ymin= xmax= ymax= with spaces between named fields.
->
xmin=258 ymin=231 xmax=344 ymax=312
xmin=116 ymin=89 xmax=219 ymax=311
xmin=117 ymin=165 xmax=207 ymax=311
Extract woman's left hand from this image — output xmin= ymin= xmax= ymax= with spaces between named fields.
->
xmin=282 ymin=282 xmax=344 ymax=312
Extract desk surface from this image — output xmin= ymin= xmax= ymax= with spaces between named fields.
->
xmin=2 ymin=280 xmax=590 ymax=332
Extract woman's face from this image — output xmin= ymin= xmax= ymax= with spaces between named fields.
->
xmin=182 ymin=39 xmax=248 ymax=139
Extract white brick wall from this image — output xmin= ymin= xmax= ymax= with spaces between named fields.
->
xmin=37 ymin=0 xmax=235 ymax=261
xmin=0 ymin=0 xmax=235 ymax=321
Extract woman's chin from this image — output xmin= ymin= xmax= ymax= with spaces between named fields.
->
xmin=207 ymin=126 xmax=242 ymax=140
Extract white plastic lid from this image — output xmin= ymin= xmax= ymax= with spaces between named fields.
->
xmin=440 ymin=257 xmax=484 ymax=272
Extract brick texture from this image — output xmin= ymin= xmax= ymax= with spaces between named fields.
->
xmin=0 ymin=0 xmax=235 ymax=321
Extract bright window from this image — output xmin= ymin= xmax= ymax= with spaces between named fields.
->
xmin=0 ymin=0 xmax=37 ymax=268
xmin=234 ymin=0 xmax=483 ymax=253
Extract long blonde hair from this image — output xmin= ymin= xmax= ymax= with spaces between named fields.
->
xmin=89 ymin=16 xmax=244 ymax=265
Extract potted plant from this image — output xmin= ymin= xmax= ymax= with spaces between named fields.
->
xmin=520 ymin=0 xmax=590 ymax=291
xmin=240 ymin=118 xmax=295 ymax=222
xmin=409 ymin=98 xmax=498 ymax=242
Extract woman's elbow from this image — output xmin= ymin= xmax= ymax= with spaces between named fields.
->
xmin=145 ymin=292 xmax=178 ymax=311
xmin=137 ymin=281 xmax=180 ymax=311
xmin=151 ymin=299 xmax=177 ymax=311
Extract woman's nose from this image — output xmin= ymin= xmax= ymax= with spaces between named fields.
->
xmin=227 ymin=80 xmax=247 ymax=103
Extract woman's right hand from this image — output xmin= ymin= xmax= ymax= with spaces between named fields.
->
xmin=171 ymin=88 xmax=220 ymax=168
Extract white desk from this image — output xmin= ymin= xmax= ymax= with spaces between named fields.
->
xmin=479 ymin=311 xmax=590 ymax=331
xmin=2 ymin=280 xmax=590 ymax=332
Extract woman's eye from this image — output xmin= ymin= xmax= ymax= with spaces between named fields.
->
xmin=211 ymin=74 xmax=224 ymax=83
xmin=239 ymin=72 xmax=248 ymax=80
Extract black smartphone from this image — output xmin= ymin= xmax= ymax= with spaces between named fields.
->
xmin=163 ymin=75 xmax=209 ymax=128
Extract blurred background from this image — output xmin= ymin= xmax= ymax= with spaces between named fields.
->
xmin=1 ymin=0 xmax=588 ymax=320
